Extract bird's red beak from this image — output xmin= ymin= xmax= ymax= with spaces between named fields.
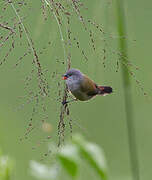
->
xmin=62 ymin=76 xmax=67 ymax=80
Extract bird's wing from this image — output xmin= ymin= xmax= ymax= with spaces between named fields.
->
xmin=80 ymin=75 xmax=98 ymax=96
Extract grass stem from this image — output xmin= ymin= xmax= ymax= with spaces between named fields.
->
xmin=115 ymin=1 xmax=140 ymax=180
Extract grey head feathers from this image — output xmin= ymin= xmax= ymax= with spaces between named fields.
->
xmin=64 ymin=68 xmax=83 ymax=81
xmin=65 ymin=68 xmax=82 ymax=77
xmin=64 ymin=69 xmax=84 ymax=92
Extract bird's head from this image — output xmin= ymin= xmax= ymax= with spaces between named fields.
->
xmin=62 ymin=69 xmax=83 ymax=81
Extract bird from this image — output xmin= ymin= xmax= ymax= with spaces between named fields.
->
xmin=62 ymin=68 xmax=112 ymax=104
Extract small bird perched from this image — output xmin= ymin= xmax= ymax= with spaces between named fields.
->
xmin=62 ymin=69 xmax=112 ymax=103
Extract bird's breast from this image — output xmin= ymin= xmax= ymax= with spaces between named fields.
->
xmin=66 ymin=79 xmax=92 ymax=101
xmin=66 ymin=79 xmax=81 ymax=92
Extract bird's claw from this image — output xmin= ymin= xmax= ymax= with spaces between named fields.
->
xmin=62 ymin=100 xmax=67 ymax=105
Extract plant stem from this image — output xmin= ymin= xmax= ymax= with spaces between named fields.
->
xmin=11 ymin=3 xmax=35 ymax=57
xmin=115 ymin=1 xmax=140 ymax=180
xmin=44 ymin=0 xmax=67 ymax=68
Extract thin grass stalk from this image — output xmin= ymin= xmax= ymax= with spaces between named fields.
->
xmin=115 ymin=1 xmax=140 ymax=180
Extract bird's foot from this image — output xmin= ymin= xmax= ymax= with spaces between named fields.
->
xmin=62 ymin=100 xmax=68 ymax=105
xmin=62 ymin=98 xmax=77 ymax=105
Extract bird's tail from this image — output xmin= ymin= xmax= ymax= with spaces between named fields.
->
xmin=97 ymin=86 xmax=113 ymax=96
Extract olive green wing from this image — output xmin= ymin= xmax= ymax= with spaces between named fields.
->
xmin=80 ymin=75 xmax=98 ymax=96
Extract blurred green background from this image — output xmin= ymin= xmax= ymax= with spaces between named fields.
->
xmin=0 ymin=0 xmax=152 ymax=180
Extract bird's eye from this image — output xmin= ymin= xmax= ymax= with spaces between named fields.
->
xmin=65 ymin=74 xmax=69 ymax=78
xmin=67 ymin=74 xmax=73 ymax=77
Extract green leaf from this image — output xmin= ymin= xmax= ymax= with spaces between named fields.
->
xmin=72 ymin=134 xmax=107 ymax=180
xmin=0 ymin=156 xmax=13 ymax=180
xmin=30 ymin=161 xmax=58 ymax=180
xmin=57 ymin=144 xmax=80 ymax=178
